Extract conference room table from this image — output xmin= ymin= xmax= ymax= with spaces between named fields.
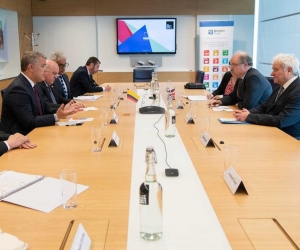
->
xmin=1 ymin=82 xmax=300 ymax=249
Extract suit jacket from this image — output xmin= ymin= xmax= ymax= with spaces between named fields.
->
xmin=212 ymin=71 xmax=232 ymax=96
xmin=53 ymin=74 xmax=72 ymax=99
xmin=37 ymin=81 xmax=72 ymax=104
xmin=70 ymin=66 xmax=103 ymax=97
xmin=221 ymin=68 xmax=272 ymax=109
xmin=247 ymin=77 xmax=300 ymax=139
xmin=0 ymin=131 xmax=10 ymax=156
xmin=1 ymin=73 xmax=60 ymax=135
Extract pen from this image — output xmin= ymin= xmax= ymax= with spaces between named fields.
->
xmin=59 ymin=220 xmax=74 ymax=250
xmin=66 ymin=123 xmax=83 ymax=126
xmin=100 ymin=138 xmax=106 ymax=151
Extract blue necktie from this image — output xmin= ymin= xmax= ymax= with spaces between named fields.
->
xmin=59 ymin=75 xmax=68 ymax=98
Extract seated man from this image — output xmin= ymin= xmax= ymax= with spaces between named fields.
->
xmin=37 ymin=60 xmax=73 ymax=104
xmin=1 ymin=51 xmax=83 ymax=135
xmin=51 ymin=51 xmax=72 ymax=99
xmin=234 ymin=53 xmax=300 ymax=139
xmin=70 ymin=56 xmax=111 ymax=97
xmin=210 ymin=51 xmax=272 ymax=109
xmin=0 ymin=131 xmax=36 ymax=156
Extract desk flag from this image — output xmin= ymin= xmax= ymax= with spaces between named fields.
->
xmin=127 ymin=90 xmax=140 ymax=103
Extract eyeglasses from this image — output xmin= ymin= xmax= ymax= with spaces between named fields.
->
xmin=229 ymin=62 xmax=244 ymax=67
xmin=58 ymin=63 xmax=69 ymax=68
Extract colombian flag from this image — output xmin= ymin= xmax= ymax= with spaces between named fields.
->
xmin=127 ymin=90 xmax=140 ymax=103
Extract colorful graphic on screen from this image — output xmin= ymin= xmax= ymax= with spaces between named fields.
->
xmin=117 ymin=18 xmax=176 ymax=54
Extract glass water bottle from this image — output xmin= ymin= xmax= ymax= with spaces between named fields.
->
xmin=139 ymin=147 xmax=163 ymax=241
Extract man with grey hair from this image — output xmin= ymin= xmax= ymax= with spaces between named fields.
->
xmin=1 ymin=51 xmax=82 ymax=135
xmin=210 ymin=51 xmax=272 ymax=109
xmin=51 ymin=51 xmax=72 ymax=99
xmin=234 ymin=53 xmax=300 ymax=139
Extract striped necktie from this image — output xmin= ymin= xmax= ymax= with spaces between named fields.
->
xmin=58 ymin=75 xmax=68 ymax=98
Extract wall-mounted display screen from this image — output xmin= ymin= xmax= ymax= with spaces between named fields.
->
xmin=117 ymin=18 xmax=177 ymax=54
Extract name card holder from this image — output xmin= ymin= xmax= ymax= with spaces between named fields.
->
xmin=223 ymin=166 xmax=248 ymax=195
xmin=110 ymin=112 xmax=119 ymax=124
xmin=70 ymin=223 xmax=91 ymax=250
xmin=200 ymin=131 xmax=215 ymax=147
xmin=108 ymin=131 xmax=120 ymax=147
xmin=185 ymin=112 xmax=195 ymax=124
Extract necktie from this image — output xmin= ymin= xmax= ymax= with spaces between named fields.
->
xmin=33 ymin=85 xmax=43 ymax=116
xmin=275 ymin=86 xmax=284 ymax=102
xmin=47 ymin=85 xmax=57 ymax=104
xmin=59 ymin=75 xmax=68 ymax=98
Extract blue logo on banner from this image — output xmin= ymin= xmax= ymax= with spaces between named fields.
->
xmin=208 ymin=30 xmax=213 ymax=35
xmin=222 ymin=58 xmax=229 ymax=64
xmin=212 ymin=82 xmax=219 ymax=88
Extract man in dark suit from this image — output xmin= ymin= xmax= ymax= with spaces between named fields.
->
xmin=0 ymin=131 xmax=36 ymax=156
xmin=210 ymin=51 xmax=272 ymax=109
xmin=70 ymin=56 xmax=111 ymax=97
xmin=234 ymin=53 xmax=300 ymax=139
xmin=37 ymin=60 xmax=72 ymax=104
xmin=1 ymin=51 xmax=83 ymax=135
xmin=51 ymin=52 xmax=72 ymax=99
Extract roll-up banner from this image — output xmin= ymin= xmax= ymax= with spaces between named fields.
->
xmin=199 ymin=21 xmax=234 ymax=91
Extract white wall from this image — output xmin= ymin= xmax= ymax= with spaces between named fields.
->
xmin=33 ymin=15 xmax=253 ymax=73
xmin=33 ymin=16 xmax=98 ymax=72
xmin=256 ymin=0 xmax=300 ymax=76
xmin=33 ymin=16 xmax=196 ymax=72
xmin=0 ymin=8 xmax=20 ymax=80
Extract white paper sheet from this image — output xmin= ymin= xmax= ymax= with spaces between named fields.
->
xmin=73 ymin=95 xmax=102 ymax=101
xmin=3 ymin=177 xmax=89 ymax=213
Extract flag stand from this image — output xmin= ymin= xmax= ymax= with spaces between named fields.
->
xmin=124 ymin=98 xmax=130 ymax=116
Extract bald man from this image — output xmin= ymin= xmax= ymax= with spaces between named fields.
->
xmin=37 ymin=60 xmax=73 ymax=104
xmin=210 ymin=51 xmax=272 ymax=109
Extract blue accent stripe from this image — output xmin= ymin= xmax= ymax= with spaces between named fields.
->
xmin=199 ymin=21 xmax=234 ymax=27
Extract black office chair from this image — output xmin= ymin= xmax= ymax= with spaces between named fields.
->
xmin=195 ymin=70 xmax=205 ymax=83
xmin=133 ymin=69 xmax=154 ymax=82
xmin=1 ymin=88 xmax=6 ymax=98
xmin=265 ymin=76 xmax=279 ymax=91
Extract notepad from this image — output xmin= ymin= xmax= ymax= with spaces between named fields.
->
xmin=73 ymin=95 xmax=102 ymax=101
xmin=0 ymin=171 xmax=89 ymax=213
xmin=218 ymin=118 xmax=248 ymax=124
xmin=0 ymin=170 xmax=44 ymax=200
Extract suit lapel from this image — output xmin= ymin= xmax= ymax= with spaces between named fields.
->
xmin=19 ymin=74 xmax=40 ymax=114
xmin=266 ymin=79 xmax=298 ymax=112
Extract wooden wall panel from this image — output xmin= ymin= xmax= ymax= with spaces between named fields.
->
xmin=18 ymin=14 xmax=33 ymax=58
xmin=197 ymin=0 xmax=254 ymax=15
xmin=95 ymin=71 xmax=195 ymax=85
xmin=95 ymin=0 xmax=197 ymax=16
xmin=0 ymin=78 xmax=14 ymax=117
xmin=17 ymin=0 xmax=32 ymax=16
xmin=32 ymin=0 xmax=96 ymax=16
xmin=31 ymin=0 xmax=254 ymax=16
xmin=0 ymin=0 xmax=18 ymax=12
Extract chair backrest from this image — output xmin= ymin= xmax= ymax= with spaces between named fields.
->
xmin=265 ymin=76 xmax=279 ymax=91
xmin=1 ymin=88 xmax=6 ymax=99
xmin=195 ymin=70 xmax=205 ymax=83
xmin=133 ymin=69 xmax=154 ymax=82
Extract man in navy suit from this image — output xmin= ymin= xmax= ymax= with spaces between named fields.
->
xmin=210 ymin=51 xmax=272 ymax=109
xmin=0 ymin=131 xmax=36 ymax=156
xmin=51 ymin=52 xmax=72 ymax=99
xmin=70 ymin=56 xmax=111 ymax=97
xmin=1 ymin=51 xmax=82 ymax=135
xmin=234 ymin=53 xmax=300 ymax=139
